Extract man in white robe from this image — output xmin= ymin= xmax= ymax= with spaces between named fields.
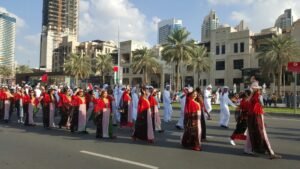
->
xmin=219 ymin=86 xmax=237 ymax=128
xmin=129 ymin=87 xmax=138 ymax=121
xmin=176 ymin=88 xmax=188 ymax=130
xmin=204 ymin=84 xmax=213 ymax=120
xmin=163 ymin=85 xmax=173 ymax=122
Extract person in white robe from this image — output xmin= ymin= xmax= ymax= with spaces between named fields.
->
xmin=163 ymin=85 xmax=173 ymax=122
xmin=219 ymin=86 xmax=237 ymax=128
xmin=129 ymin=87 xmax=138 ymax=122
xmin=204 ymin=84 xmax=213 ymax=120
xmin=176 ymin=87 xmax=188 ymax=129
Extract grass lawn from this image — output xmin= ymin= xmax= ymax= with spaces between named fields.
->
xmin=160 ymin=102 xmax=300 ymax=115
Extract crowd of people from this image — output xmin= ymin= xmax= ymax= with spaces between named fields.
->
xmin=0 ymin=80 xmax=281 ymax=159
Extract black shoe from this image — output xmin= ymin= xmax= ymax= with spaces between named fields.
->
xmin=4 ymin=120 xmax=9 ymax=123
xmin=80 ymin=131 xmax=89 ymax=134
xmin=175 ymin=125 xmax=183 ymax=130
xmin=158 ymin=130 xmax=164 ymax=133
xmin=220 ymin=125 xmax=229 ymax=129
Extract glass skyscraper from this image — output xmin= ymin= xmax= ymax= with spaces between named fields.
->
xmin=201 ymin=10 xmax=220 ymax=42
xmin=275 ymin=9 xmax=293 ymax=31
xmin=0 ymin=12 xmax=16 ymax=70
xmin=158 ymin=18 xmax=182 ymax=45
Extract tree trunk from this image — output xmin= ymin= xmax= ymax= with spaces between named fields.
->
xmin=277 ymin=65 xmax=283 ymax=96
xmin=176 ymin=62 xmax=180 ymax=91
xmin=102 ymin=70 xmax=105 ymax=84
xmin=198 ymin=71 xmax=200 ymax=87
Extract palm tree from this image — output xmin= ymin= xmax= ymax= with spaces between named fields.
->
xmin=94 ymin=53 xmax=114 ymax=84
xmin=64 ymin=53 xmax=92 ymax=86
xmin=16 ymin=65 xmax=33 ymax=74
xmin=0 ymin=66 xmax=12 ymax=84
xmin=257 ymin=35 xmax=299 ymax=96
xmin=189 ymin=46 xmax=211 ymax=86
xmin=131 ymin=47 xmax=160 ymax=84
xmin=161 ymin=28 xmax=195 ymax=91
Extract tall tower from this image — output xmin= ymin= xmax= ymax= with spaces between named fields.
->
xmin=158 ymin=18 xmax=182 ymax=45
xmin=40 ymin=0 xmax=79 ymax=72
xmin=0 ymin=12 xmax=16 ymax=70
xmin=275 ymin=9 xmax=293 ymax=31
xmin=201 ymin=10 xmax=220 ymax=42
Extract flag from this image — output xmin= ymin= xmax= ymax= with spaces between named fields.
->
xmin=288 ymin=62 xmax=300 ymax=73
xmin=41 ymin=74 xmax=48 ymax=82
xmin=113 ymin=66 xmax=118 ymax=72
xmin=88 ymin=83 xmax=93 ymax=90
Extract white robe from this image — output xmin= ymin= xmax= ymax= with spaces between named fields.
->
xmin=219 ymin=93 xmax=236 ymax=127
xmin=204 ymin=89 xmax=212 ymax=113
xmin=130 ymin=92 xmax=138 ymax=121
xmin=163 ymin=90 xmax=173 ymax=122
xmin=176 ymin=93 xmax=186 ymax=128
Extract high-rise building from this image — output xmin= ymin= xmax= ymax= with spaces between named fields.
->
xmin=40 ymin=0 xmax=79 ymax=72
xmin=0 ymin=12 xmax=16 ymax=70
xmin=158 ymin=18 xmax=182 ymax=44
xmin=201 ymin=10 xmax=220 ymax=42
xmin=275 ymin=9 xmax=293 ymax=31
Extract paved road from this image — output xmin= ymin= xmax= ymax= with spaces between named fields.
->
xmin=0 ymin=110 xmax=299 ymax=169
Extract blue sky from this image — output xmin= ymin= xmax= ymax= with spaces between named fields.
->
xmin=0 ymin=0 xmax=299 ymax=68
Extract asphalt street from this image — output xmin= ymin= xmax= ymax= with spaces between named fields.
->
xmin=0 ymin=110 xmax=299 ymax=169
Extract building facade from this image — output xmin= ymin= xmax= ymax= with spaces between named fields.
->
xmin=275 ymin=9 xmax=293 ymax=31
xmin=40 ymin=0 xmax=79 ymax=72
xmin=0 ymin=12 xmax=16 ymax=70
xmin=201 ymin=10 xmax=220 ymax=42
xmin=158 ymin=18 xmax=182 ymax=45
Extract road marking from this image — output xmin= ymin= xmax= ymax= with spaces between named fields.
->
xmin=80 ymin=150 xmax=159 ymax=169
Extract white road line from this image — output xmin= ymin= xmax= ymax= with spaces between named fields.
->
xmin=80 ymin=150 xmax=159 ymax=169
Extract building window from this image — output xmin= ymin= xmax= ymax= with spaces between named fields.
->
xmin=233 ymin=78 xmax=243 ymax=85
xmin=216 ymin=44 xmax=220 ymax=55
xmin=216 ymin=60 xmax=225 ymax=70
xmin=203 ymin=79 xmax=207 ymax=86
xmin=123 ymin=67 xmax=129 ymax=74
xmin=221 ymin=45 xmax=226 ymax=54
xmin=215 ymin=79 xmax=224 ymax=86
xmin=233 ymin=59 xmax=244 ymax=70
xmin=121 ymin=53 xmax=130 ymax=64
xmin=234 ymin=43 xmax=238 ymax=53
xmin=240 ymin=42 xmax=245 ymax=53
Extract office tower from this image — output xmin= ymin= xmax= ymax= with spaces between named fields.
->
xmin=158 ymin=18 xmax=182 ymax=45
xmin=201 ymin=10 xmax=220 ymax=42
xmin=40 ymin=0 xmax=79 ymax=71
xmin=0 ymin=12 xmax=16 ymax=70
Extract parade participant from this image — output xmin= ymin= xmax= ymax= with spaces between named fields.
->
xmin=181 ymin=88 xmax=202 ymax=151
xmin=230 ymin=91 xmax=250 ymax=146
xmin=86 ymin=90 xmax=95 ymax=125
xmin=26 ymin=90 xmax=38 ymax=126
xmin=71 ymin=88 xmax=88 ymax=134
xmin=163 ymin=85 xmax=173 ymax=122
xmin=215 ymin=88 xmax=221 ymax=104
xmin=48 ymin=88 xmax=56 ymax=128
xmin=3 ymin=86 xmax=13 ymax=123
xmin=14 ymin=87 xmax=24 ymax=123
xmin=204 ymin=84 xmax=213 ymax=120
xmin=148 ymin=86 xmax=163 ymax=133
xmin=176 ymin=87 xmax=188 ymax=130
xmin=22 ymin=90 xmax=30 ymax=125
xmin=219 ymin=86 xmax=237 ymax=128
xmin=94 ymin=90 xmax=115 ymax=139
xmin=246 ymin=82 xmax=281 ymax=159
xmin=0 ymin=86 xmax=4 ymax=120
xmin=113 ymin=86 xmax=120 ymax=125
xmin=58 ymin=88 xmax=72 ymax=129
xmin=132 ymin=86 xmax=154 ymax=143
xmin=195 ymin=87 xmax=207 ymax=141
xmin=40 ymin=86 xmax=51 ymax=128
xmin=119 ymin=86 xmax=131 ymax=127
xmin=129 ymin=87 xmax=138 ymax=122
xmin=107 ymin=87 xmax=118 ymax=126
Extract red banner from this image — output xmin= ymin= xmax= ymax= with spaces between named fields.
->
xmin=288 ymin=62 xmax=300 ymax=72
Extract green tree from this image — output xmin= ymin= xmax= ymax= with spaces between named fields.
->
xmin=189 ymin=46 xmax=211 ymax=86
xmin=16 ymin=65 xmax=33 ymax=74
xmin=161 ymin=28 xmax=195 ymax=91
xmin=0 ymin=66 xmax=12 ymax=84
xmin=94 ymin=53 xmax=114 ymax=84
xmin=131 ymin=47 xmax=160 ymax=84
xmin=64 ymin=53 xmax=92 ymax=86
xmin=257 ymin=35 xmax=299 ymax=96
